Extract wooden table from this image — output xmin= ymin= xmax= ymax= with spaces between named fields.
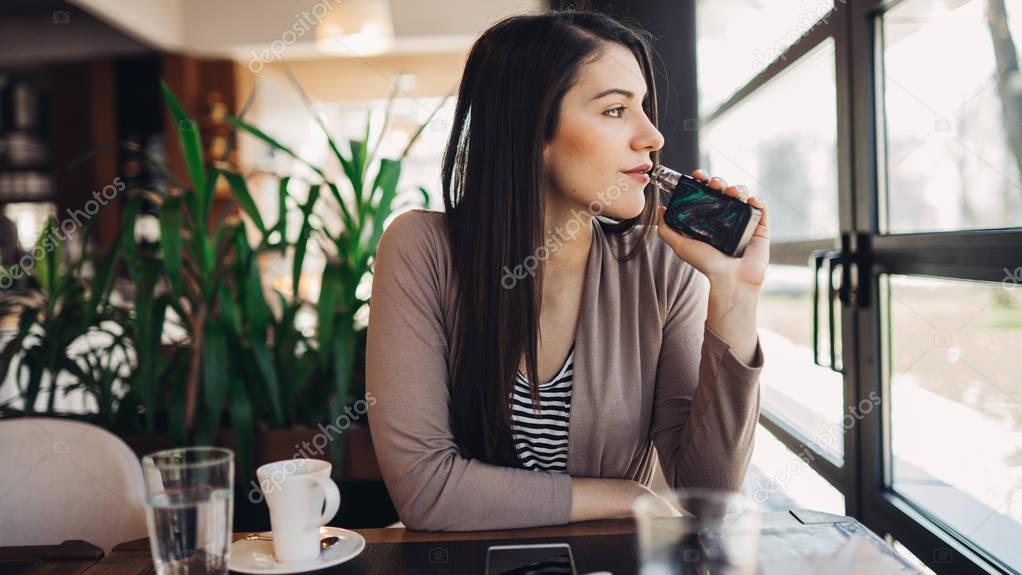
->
xmin=0 ymin=510 xmax=918 ymax=574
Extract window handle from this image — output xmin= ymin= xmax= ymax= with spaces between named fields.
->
xmin=811 ymin=249 xmax=844 ymax=372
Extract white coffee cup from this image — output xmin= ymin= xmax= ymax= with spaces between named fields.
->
xmin=256 ymin=459 xmax=341 ymax=563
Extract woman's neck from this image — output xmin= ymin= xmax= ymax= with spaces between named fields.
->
xmin=541 ymin=194 xmax=594 ymax=275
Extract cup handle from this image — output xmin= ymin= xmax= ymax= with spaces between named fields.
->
xmin=312 ymin=475 xmax=341 ymax=527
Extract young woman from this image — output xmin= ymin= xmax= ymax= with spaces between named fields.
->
xmin=365 ymin=10 xmax=768 ymax=531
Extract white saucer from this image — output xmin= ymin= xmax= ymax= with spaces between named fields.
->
xmin=228 ymin=526 xmax=366 ymax=574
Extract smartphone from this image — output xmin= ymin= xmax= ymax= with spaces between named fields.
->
xmin=651 ymin=165 xmax=762 ymax=257
xmin=484 ymin=543 xmax=577 ymax=575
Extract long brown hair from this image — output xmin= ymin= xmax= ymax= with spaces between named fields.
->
xmin=441 ymin=10 xmax=662 ymax=466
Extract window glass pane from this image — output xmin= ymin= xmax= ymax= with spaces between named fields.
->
xmin=885 ymin=275 xmax=1022 ymax=571
xmin=881 ymin=0 xmax=1022 ymax=233
xmin=743 ymin=424 xmax=845 ymax=514
xmin=697 ymin=0 xmax=835 ymax=116
xmin=759 ymin=265 xmax=844 ymax=461
xmin=702 ymin=39 xmax=839 ymax=243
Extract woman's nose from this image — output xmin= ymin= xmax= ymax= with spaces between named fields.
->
xmin=635 ymin=120 xmax=664 ymax=152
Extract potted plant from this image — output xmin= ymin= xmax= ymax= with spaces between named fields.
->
xmin=226 ymin=74 xmax=446 ymax=469
xmin=0 ymin=78 xmax=447 ymax=529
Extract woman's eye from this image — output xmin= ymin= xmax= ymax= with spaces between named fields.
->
xmin=604 ymin=106 xmax=626 ymax=118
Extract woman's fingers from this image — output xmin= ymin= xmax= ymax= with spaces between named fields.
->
xmin=747 ymin=195 xmax=769 ymax=233
xmin=692 ymin=169 xmax=749 ymax=203
xmin=725 ymin=184 xmax=750 ymax=202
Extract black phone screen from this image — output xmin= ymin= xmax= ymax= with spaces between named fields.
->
xmin=485 ymin=544 xmax=577 ymax=575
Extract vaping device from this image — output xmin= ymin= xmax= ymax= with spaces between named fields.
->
xmin=651 ymin=165 xmax=761 ymax=257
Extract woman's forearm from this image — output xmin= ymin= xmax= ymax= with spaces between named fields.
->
xmin=705 ymin=278 xmax=761 ymax=366
xmin=569 ymin=477 xmax=649 ymax=522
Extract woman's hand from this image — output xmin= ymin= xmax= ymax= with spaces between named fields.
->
xmin=570 ymin=478 xmax=671 ymax=521
xmin=656 ymin=169 xmax=770 ymax=289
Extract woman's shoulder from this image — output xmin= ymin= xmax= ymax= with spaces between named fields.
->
xmin=376 ymin=209 xmax=452 ymax=284
xmin=378 ymin=209 xmax=450 ymax=257
xmin=382 ymin=209 xmax=448 ymax=243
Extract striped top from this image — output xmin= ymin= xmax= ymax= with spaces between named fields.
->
xmin=509 ymin=343 xmax=575 ymax=473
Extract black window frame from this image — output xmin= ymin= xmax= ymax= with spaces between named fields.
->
xmin=699 ymin=1 xmax=1022 ymax=573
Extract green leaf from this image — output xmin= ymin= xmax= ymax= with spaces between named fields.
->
xmin=349 ymin=138 xmax=367 ymax=210
xmin=159 ymin=195 xmax=185 ymax=298
xmin=168 ymin=353 xmax=188 ymax=445
xmin=275 ymin=177 xmax=291 ymax=245
xmin=234 ymin=226 xmax=270 ymax=334
xmin=364 ymin=159 xmax=402 ymax=259
xmin=250 ymin=338 xmax=284 ymax=427
xmin=227 ymin=374 xmax=254 ymax=487
xmin=226 ymin=116 xmax=327 ymax=180
xmin=316 ymin=264 xmax=343 ymax=368
xmin=202 ymin=320 xmax=230 ymax=438
xmin=218 ymin=283 xmax=243 ymax=336
xmin=144 ymin=299 xmax=168 ymax=435
xmin=24 ymin=358 xmax=44 ymax=414
xmin=293 ymin=185 xmax=320 ymax=300
xmin=331 ymin=317 xmax=354 ymax=406
xmin=33 ymin=218 xmax=59 ymax=298
xmin=325 ymin=182 xmax=357 ymax=243
xmin=85 ymin=225 xmax=128 ymax=325
xmin=120 ymin=195 xmax=142 ymax=268
xmin=221 ymin=169 xmax=267 ymax=235
xmin=160 ymin=81 xmax=208 ymax=211
xmin=134 ymin=261 xmax=167 ymax=436
xmin=202 ymin=162 xmax=221 ymax=229
xmin=327 ymin=317 xmax=355 ymax=470
xmin=0 ymin=326 xmax=31 ymax=387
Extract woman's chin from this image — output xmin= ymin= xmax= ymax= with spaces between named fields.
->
xmin=599 ymin=196 xmax=647 ymax=221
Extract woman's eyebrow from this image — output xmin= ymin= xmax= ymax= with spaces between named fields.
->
xmin=591 ymin=88 xmax=646 ymax=101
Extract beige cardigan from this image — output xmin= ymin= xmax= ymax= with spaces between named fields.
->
xmin=365 ymin=209 xmax=764 ymax=531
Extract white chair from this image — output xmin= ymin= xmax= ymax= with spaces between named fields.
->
xmin=0 ymin=417 xmax=148 ymax=553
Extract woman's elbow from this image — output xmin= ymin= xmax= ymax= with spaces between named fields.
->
xmin=394 ymin=497 xmax=458 ymax=531
xmin=381 ymin=463 xmax=462 ymax=531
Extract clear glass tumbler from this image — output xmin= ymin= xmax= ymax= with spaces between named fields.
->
xmin=142 ymin=447 xmax=234 ymax=575
xmin=632 ymin=488 xmax=761 ymax=575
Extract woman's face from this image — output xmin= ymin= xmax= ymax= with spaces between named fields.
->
xmin=542 ymin=42 xmax=665 ymax=221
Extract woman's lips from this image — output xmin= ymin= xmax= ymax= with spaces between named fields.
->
xmin=623 ymin=170 xmax=651 ymax=184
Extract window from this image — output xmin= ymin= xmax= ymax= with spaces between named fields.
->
xmin=880 ymin=0 xmax=1022 ymax=233
xmin=698 ymin=0 xmax=1022 ymax=571
xmin=702 ymin=39 xmax=839 ymax=243
xmin=744 ymin=424 xmax=845 ymax=514
xmin=698 ymin=0 xmax=846 ymax=521
xmin=884 ymin=274 xmax=1022 ymax=571
xmin=697 ymin=0 xmax=836 ymax=115
xmin=872 ymin=2 xmax=1022 ymax=569
xmin=758 ymin=265 xmax=844 ymax=460
xmin=702 ymin=37 xmax=843 ymax=461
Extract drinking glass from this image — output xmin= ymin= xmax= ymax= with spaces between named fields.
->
xmin=142 ymin=447 xmax=234 ymax=575
xmin=632 ymin=488 xmax=760 ymax=575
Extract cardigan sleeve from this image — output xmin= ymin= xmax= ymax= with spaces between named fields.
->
xmin=365 ymin=210 xmax=574 ymax=531
xmin=650 ymin=264 xmax=764 ymax=491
